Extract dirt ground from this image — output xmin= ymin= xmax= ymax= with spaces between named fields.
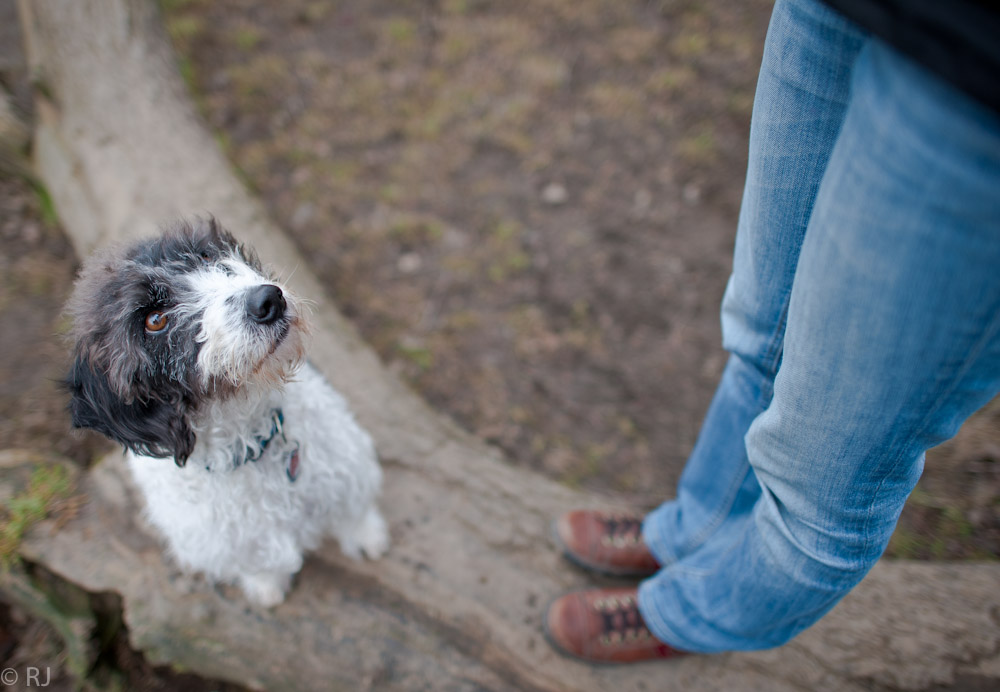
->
xmin=0 ymin=0 xmax=998 ymax=687
xmin=160 ymin=0 xmax=1000 ymax=558
xmin=168 ymin=0 xmax=768 ymax=498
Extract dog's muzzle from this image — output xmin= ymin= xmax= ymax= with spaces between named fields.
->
xmin=246 ymin=284 xmax=286 ymax=325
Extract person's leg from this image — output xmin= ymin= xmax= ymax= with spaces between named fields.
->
xmin=639 ymin=38 xmax=1000 ymax=653
xmin=643 ymin=0 xmax=866 ymax=565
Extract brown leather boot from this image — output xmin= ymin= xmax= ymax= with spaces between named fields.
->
xmin=544 ymin=587 xmax=687 ymax=664
xmin=553 ymin=510 xmax=660 ymax=577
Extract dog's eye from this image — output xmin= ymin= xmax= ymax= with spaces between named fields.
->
xmin=145 ymin=311 xmax=169 ymax=332
xmin=199 ymin=252 xmax=213 ymax=263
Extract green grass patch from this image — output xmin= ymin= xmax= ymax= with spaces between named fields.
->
xmin=234 ymin=25 xmax=263 ymax=51
xmin=31 ymin=182 xmax=59 ymax=227
xmin=888 ymin=493 xmax=988 ymax=560
xmin=559 ymin=446 xmax=602 ymax=489
xmin=442 ymin=0 xmax=469 ymax=14
xmin=165 ymin=14 xmax=205 ymax=45
xmin=322 ymin=160 xmax=362 ymax=185
xmin=385 ymin=17 xmax=418 ymax=44
xmin=176 ymin=55 xmax=197 ymax=93
xmin=159 ymin=0 xmax=205 ymax=11
xmin=887 ymin=526 xmax=923 ymax=559
xmin=1 ymin=464 xmax=74 ymax=570
xmin=647 ymin=66 xmax=696 ymax=95
xmin=389 ymin=217 xmax=444 ymax=248
xmin=298 ymin=2 xmax=332 ymax=24
xmin=671 ymin=32 xmax=709 ymax=58
xmin=397 ymin=343 xmax=433 ymax=371
xmin=213 ymin=130 xmax=233 ymax=155
xmin=677 ymin=127 xmax=718 ymax=164
xmin=484 ymin=219 xmax=531 ymax=282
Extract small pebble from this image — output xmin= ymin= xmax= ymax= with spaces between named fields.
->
xmin=682 ymin=183 xmax=702 ymax=204
xmin=633 ymin=188 xmax=652 ymax=214
xmin=398 ymin=252 xmax=422 ymax=274
xmin=291 ymin=202 xmax=314 ymax=229
xmin=541 ymin=182 xmax=568 ymax=205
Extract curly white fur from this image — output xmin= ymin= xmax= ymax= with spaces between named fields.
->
xmin=68 ymin=221 xmax=388 ymax=607
xmin=128 ymin=363 xmax=388 ymax=607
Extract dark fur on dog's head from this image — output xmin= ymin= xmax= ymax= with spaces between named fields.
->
xmin=64 ymin=216 xmax=261 ymax=466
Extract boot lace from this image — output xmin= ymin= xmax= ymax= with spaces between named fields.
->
xmin=599 ymin=514 xmax=643 ymax=549
xmin=592 ymin=593 xmax=653 ymax=646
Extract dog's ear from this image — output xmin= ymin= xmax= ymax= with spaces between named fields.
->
xmin=66 ymin=357 xmax=196 ymax=467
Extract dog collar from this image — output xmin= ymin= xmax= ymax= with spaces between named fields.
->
xmin=227 ymin=408 xmax=301 ymax=482
xmin=242 ymin=408 xmax=285 ymax=463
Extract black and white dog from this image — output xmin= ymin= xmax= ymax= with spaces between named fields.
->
xmin=66 ymin=218 xmax=388 ymax=606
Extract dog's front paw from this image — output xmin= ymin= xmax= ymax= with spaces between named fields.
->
xmin=238 ymin=572 xmax=291 ymax=608
xmin=359 ymin=508 xmax=390 ymax=560
xmin=339 ymin=506 xmax=390 ymax=561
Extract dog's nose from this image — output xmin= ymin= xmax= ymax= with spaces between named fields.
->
xmin=246 ymin=285 xmax=286 ymax=324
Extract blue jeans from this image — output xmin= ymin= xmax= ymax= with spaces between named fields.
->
xmin=638 ymin=0 xmax=1000 ymax=653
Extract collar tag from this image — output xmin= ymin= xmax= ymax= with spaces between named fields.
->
xmin=284 ymin=443 xmax=301 ymax=483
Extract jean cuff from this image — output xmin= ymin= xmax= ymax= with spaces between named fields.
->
xmin=637 ymin=575 xmax=705 ymax=654
xmin=642 ymin=501 xmax=681 ymax=568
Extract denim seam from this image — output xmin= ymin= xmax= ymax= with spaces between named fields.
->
xmin=638 ymin=579 xmax=708 ymax=653
xmin=763 ymin=291 xmax=791 ymax=378
xmin=679 ymin=464 xmax=757 ymax=557
xmin=678 ymin=295 xmax=789 ymax=555
xmin=861 ymin=300 xmax=1000 ymax=562
xmin=640 ymin=517 xmax=760 ymax=652
xmin=675 ymin=509 xmax=759 ymax=579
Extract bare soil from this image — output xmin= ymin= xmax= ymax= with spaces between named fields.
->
xmin=167 ymin=0 xmax=768 ymax=498
xmin=160 ymin=0 xmax=1000 ymax=557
